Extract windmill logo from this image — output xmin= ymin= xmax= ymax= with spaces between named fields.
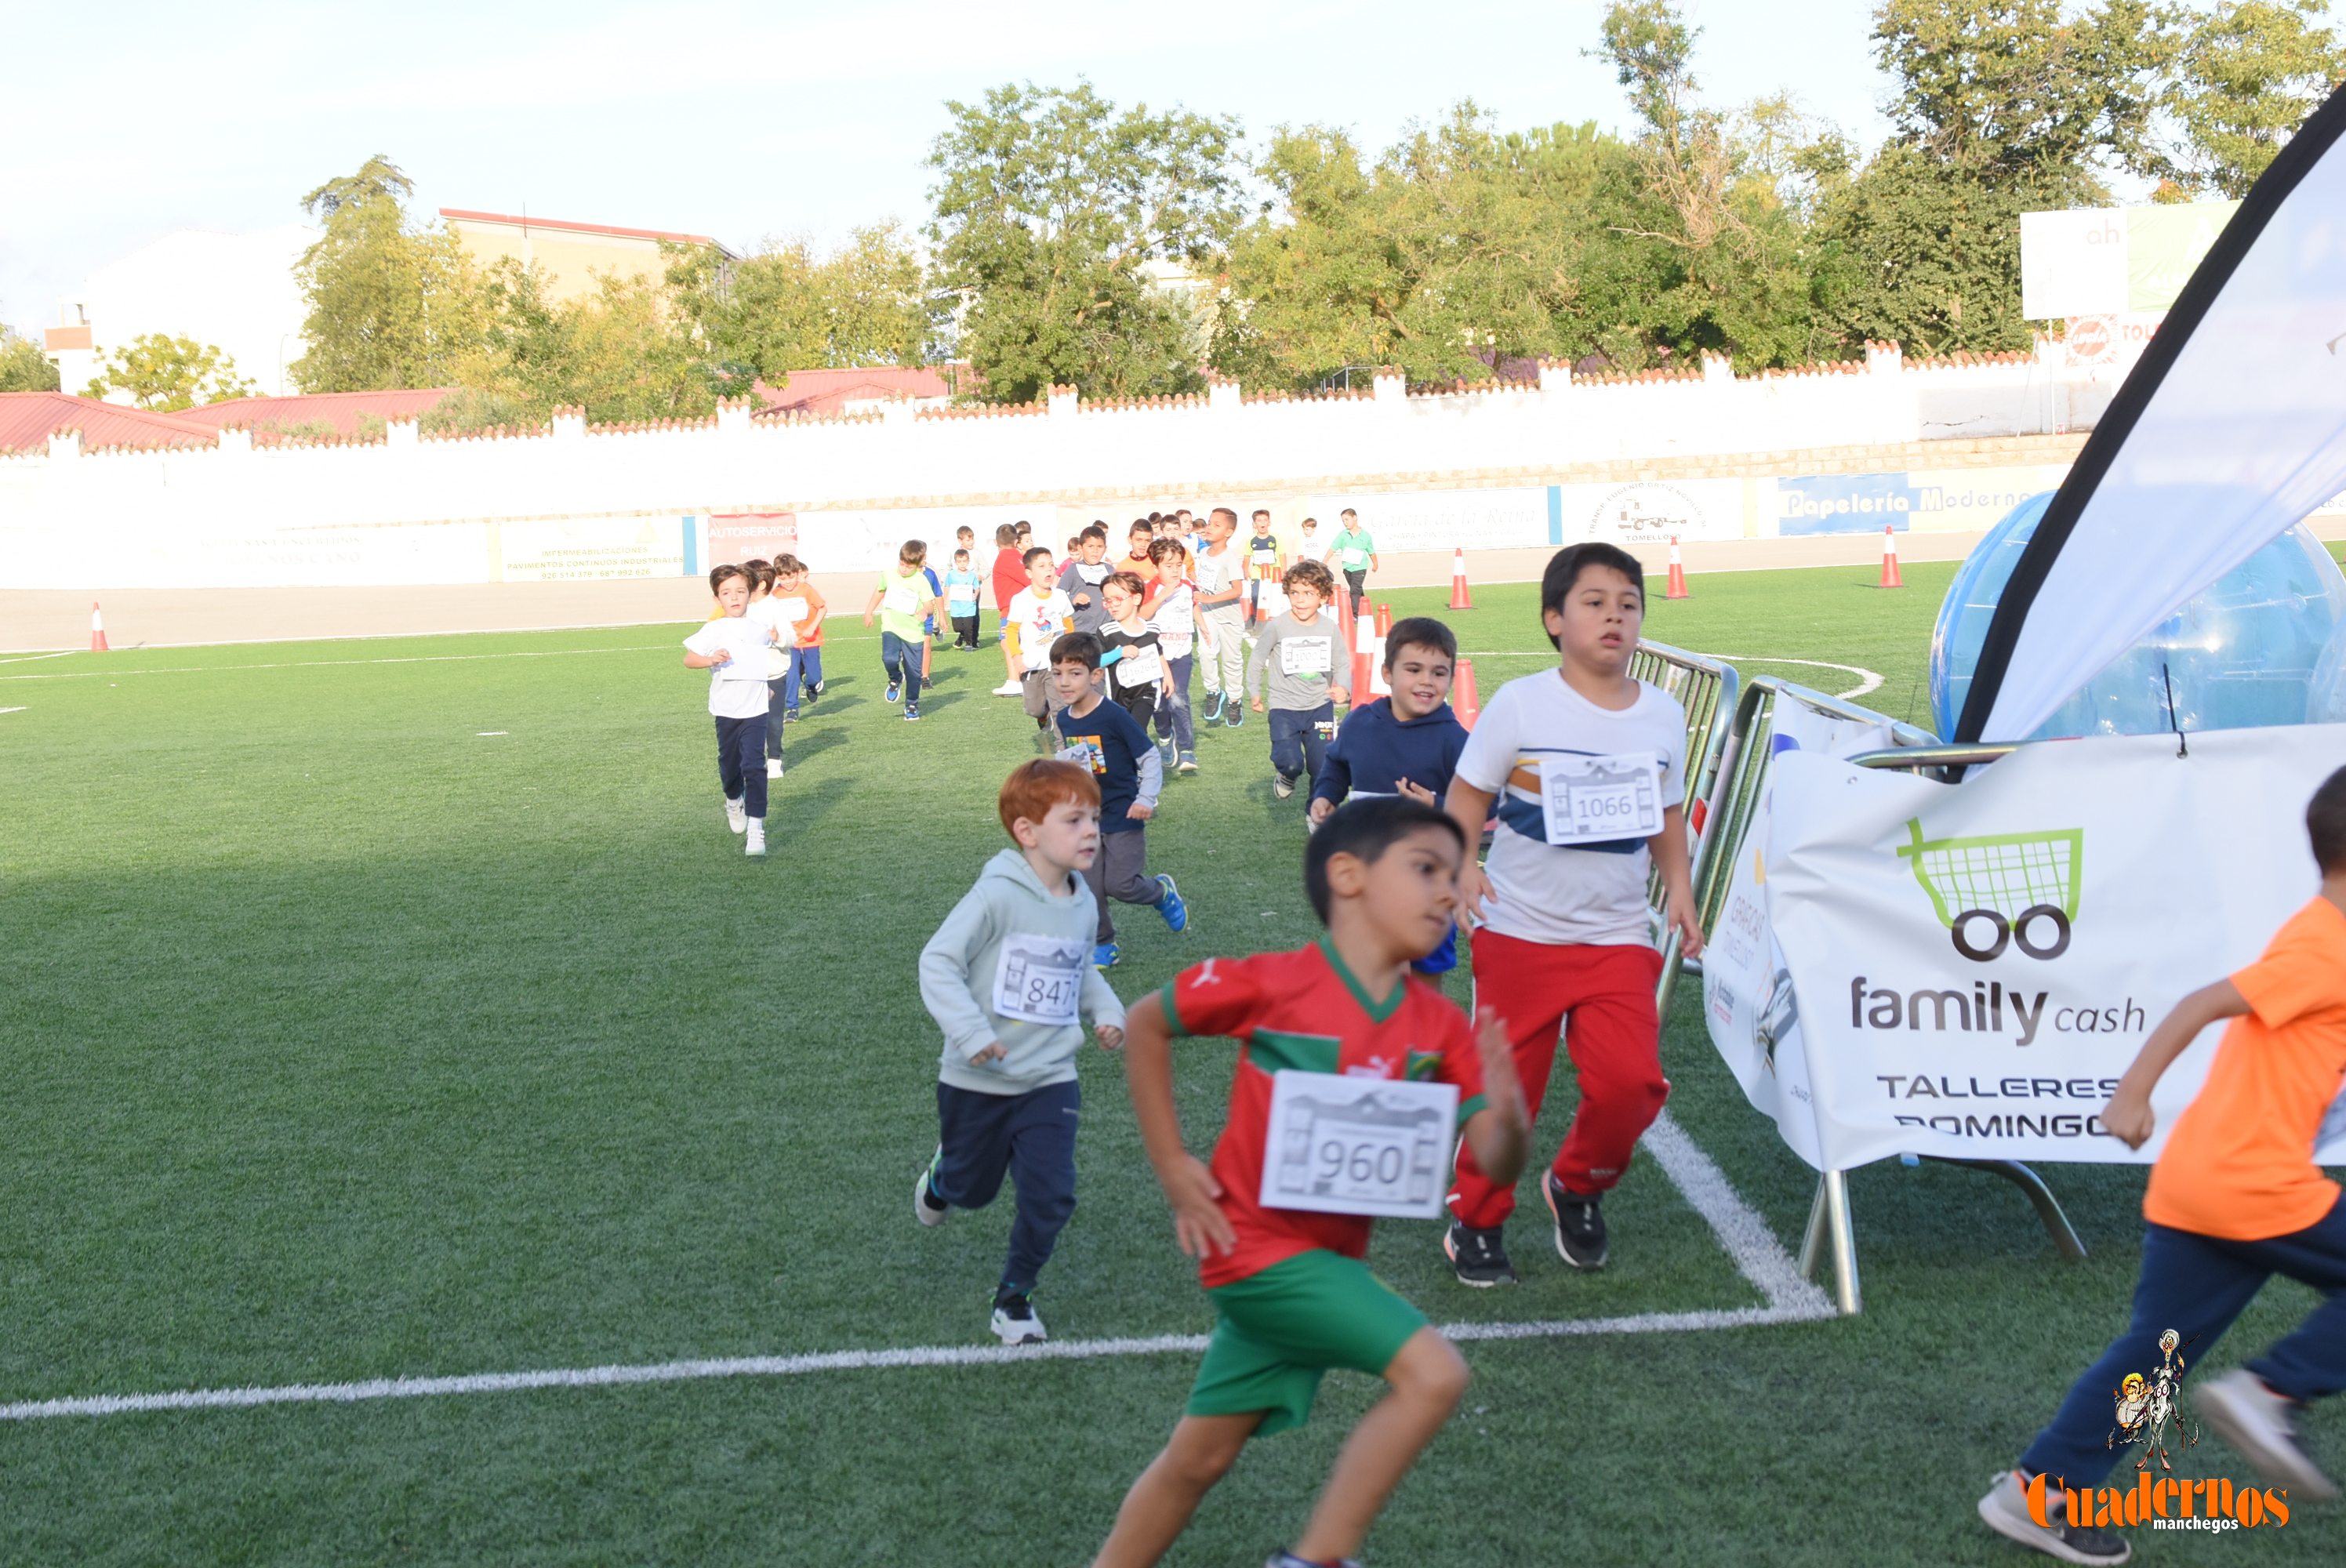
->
xmin=1897 ymin=817 xmax=2083 ymax=962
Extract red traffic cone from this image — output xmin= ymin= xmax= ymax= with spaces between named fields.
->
xmin=1335 ymin=584 xmax=1354 ymax=642
xmin=1454 ymin=657 xmax=1481 ymax=729
xmin=1351 ymin=648 xmax=1372 ymax=708
xmin=1374 ymin=602 xmax=1392 ymax=637
xmin=1878 ymin=524 xmax=1903 ymax=589
xmin=1665 ymin=537 xmax=1689 ymax=600
xmin=1447 ymin=548 xmax=1474 ymax=611
xmin=89 ymin=601 xmax=110 ymax=652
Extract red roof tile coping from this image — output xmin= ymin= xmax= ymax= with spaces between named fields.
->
xmin=440 ymin=208 xmax=724 ymax=248
xmin=180 ymin=387 xmax=455 ymax=437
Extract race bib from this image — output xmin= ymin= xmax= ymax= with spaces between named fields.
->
xmin=1058 ymin=737 xmax=1107 ymax=775
xmin=1250 ymin=547 xmax=1277 ymax=565
xmin=1115 ymin=648 xmax=1164 ymax=688
xmin=992 ymin=933 xmax=1088 ymax=1026
xmin=775 ymin=597 xmax=809 ymax=625
xmin=1279 ymin=636 xmax=1334 ymax=676
xmin=1259 ymin=1070 xmax=1460 ymax=1220
xmin=1538 ymin=753 xmax=1665 ymax=843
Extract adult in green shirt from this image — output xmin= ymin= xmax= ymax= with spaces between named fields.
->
xmin=1332 ymin=507 xmax=1378 ymax=617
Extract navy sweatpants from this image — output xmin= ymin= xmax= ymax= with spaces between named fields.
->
xmin=714 ymin=713 xmax=768 ymax=818
xmin=931 ymin=1080 xmax=1079 ymax=1296
xmin=2019 ymin=1195 xmax=2346 ymax=1485
xmin=1269 ymin=701 xmax=1335 ymax=784
xmin=881 ymin=631 xmax=924 ymax=705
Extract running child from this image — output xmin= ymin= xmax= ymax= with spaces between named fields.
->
xmin=1005 ymin=546 xmax=1077 ymax=741
xmin=744 ymin=561 xmax=796 ymax=779
xmin=1142 ymin=537 xmax=1198 ymax=774
xmin=1440 ymin=542 xmax=1702 ymax=1286
xmin=681 ymin=563 xmax=779 ymax=858
xmin=1124 ymin=518 xmax=1158 ymax=576
xmin=1310 ymin=616 xmax=1468 ymax=975
xmin=1244 ymin=558 xmax=1349 ymax=803
xmin=1091 ymin=796 xmax=1530 ymax=1568
xmin=1059 ymin=525 xmax=1114 ymax=637
xmin=1244 ymin=509 xmax=1280 ymax=625
xmin=947 ymin=548 xmax=984 ymax=649
xmin=771 ymin=554 xmax=826 ymax=719
xmin=1193 ymin=508 xmax=1248 ymax=728
xmin=1977 ymin=764 xmax=2346 ymax=1566
xmin=1331 ymin=508 xmax=1378 ymax=619
xmin=914 ymin=758 xmax=1128 ymax=1346
xmin=992 ymin=523 xmax=1028 ymax=695
xmin=1098 ymin=572 xmax=1170 ymax=737
xmin=862 ymin=539 xmax=942 ymax=722
xmin=1049 ymin=633 xmax=1187 ymax=970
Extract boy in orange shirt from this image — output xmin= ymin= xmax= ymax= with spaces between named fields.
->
xmin=1978 ymin=764 xmax=2346 ymax=1565
xmin=771 ymin=554 xmax=826 ymax=720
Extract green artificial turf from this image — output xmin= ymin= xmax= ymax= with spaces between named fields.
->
xmin=0 ymin=555 xmax=2333 ymax=1564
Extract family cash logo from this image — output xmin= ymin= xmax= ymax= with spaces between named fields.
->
xmin=1896 ymin=817 xmax=2083 ymax=963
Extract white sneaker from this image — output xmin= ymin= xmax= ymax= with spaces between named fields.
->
xmin=990 ymin=1293 xmax=1047 ymax=1345
xmin=744 ymin=821 xmax=766 ymax=858
xmin=993 ymin=680 xmax=1023 ymax=696
xmin=724 ymin=796 xmax=747 ymax=834
xmin=1976 ymin=1471 xmax=2131 ymax=1564
xmin=914 ymin=1149 xmax=948 ymax=1227
xmin=765 ymin=757 xmax=784 ymax=779
xmin=2195 ymin=1369 xmax=2340 ymax=1501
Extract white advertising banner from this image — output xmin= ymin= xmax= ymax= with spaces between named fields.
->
xmin=1301 ymin=488 xmax=1547 ymax=553
xmin=1560 ymin=477 xmax=1749 ymax=544
xmin=1702 ymin=700 xmax=1901 ymax=1167
xmin=1757 ymin=727 xmax=2346 ymax=1171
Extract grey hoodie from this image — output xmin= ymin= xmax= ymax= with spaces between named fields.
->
xmin=920 ymin=848 xmax=1128 ymax=1095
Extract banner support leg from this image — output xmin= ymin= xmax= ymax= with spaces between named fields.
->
xmin=1925 ymin=1157 xmax=2088 ymax=1261
xmin=1797 ymin=1171 xmax=1863 ymax=1315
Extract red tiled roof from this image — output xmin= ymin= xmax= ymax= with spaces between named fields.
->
xmin=440 ymin=208 xmax=726 ymax=249
xmin=180 ymin=388 xmax=455 ymax=436
xmin=753 ymin=364 xmax=968 ymax=417
xmin=0 ymin=393 xmax=215 ymax=453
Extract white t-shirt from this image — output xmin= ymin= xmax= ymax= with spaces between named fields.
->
xmin=1193 ymin=544 xmax=1245 ymax=601
xmin=746 ymin=599 xmax=797 ymax=674
xmin=1005 ymin=586 xmax=1077 ymax=671
xmin=683 ymin=616 xmax=775 ymax=720
xmin=1146 ymin=581 xmax=1195 ymax=657
xmin=1453 ymin=671 xmax=1687 ymax=946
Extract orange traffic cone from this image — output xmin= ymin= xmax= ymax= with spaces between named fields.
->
xmin=1448 ymin=548 xmax=1473 ymax=611
xmin=1878 ymin=524 xmax=1903 ymax=589
xmin=1374 ymin=602 xmax=1391 ymax=637
xmin=1351 ymin=648 xmax=1372 ymax=708
xmin=1454 ymin=657 xmax=1481 ymax=729
xmin=89 ymin=601 xmax=109 ymax=652
xmin=1665 ymin=537 xmax=1689 ymax=600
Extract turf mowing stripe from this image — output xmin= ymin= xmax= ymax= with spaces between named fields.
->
xmin=0 ymin=1304 xmax=1839 ymax=1423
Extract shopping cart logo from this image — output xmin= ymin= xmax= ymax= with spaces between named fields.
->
xmin=1897 ymin=817 xmax=2082 ymax=963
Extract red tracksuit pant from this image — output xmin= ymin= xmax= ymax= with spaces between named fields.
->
xmin=1448 ymin=931 xmax=1668 ymax=1229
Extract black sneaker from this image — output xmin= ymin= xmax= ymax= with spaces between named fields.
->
xmin=1444 ymin=1221 xmax=1516 ymax=1287
xmin=1545 ymin=1172 xmax=1608 ymax=1269
xmin=1977 ymin=1471 xmax=2131 ymax=1564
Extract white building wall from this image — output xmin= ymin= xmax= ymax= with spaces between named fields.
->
xmin=64 ymin=225 xmax=319 ymax=399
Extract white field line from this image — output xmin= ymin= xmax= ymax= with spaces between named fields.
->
xmin=0 ymin=644 xmax=675 ymax=684
xmin=0 ymin=706 xmax=24 ymax=715
xmin=0 ymin=651 xmax=71 ymax=665
xmin=0 ymin=1109 xmax=1829 ymax=1424
xmin=1459 ymin=651 xmax=1884 ymax=702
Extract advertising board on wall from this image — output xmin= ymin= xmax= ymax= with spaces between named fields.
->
xmin=499 ymin=515 xmax=687 ymax=582
xmin=1300 ymin=488 xmax=1548 ymax=553
xmin=1557 ymin=477 xmax=1749 ymax=544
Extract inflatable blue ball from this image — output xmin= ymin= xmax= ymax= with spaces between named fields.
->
xmin=1930 ymin=493 xmax=2346 ymax=741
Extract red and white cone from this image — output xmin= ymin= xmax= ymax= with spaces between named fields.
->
xmin=1447 ymin=548 xmax=1474 ymax=611
xmin=1373 ymin=602 xmax=1392 ymax=637
xmin=1454 ymin=657 xmax=1481 ymax=729
xmin=89 ymin=601 xmax=110 ymax=652
xmin=1665 ymin=537 xmax=1689 ymax=600
xmin=1878 ymin=524 xmax=1903 ymax=589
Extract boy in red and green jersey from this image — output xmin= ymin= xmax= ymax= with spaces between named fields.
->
xmin=1092 ymin=797 xmax=1529 ymax=1568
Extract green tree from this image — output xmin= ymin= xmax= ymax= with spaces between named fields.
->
xmin=0 ymin=324 xmax=60 ymax=392
xmin=1814 ymin=146 xmax=2041 ymax=355
xmin=674 ymin=223 xmax=932 ymax=385
xmin=926 ymin=82 xmax=1244 ymax=403
xmin=459 ymin=260 xmax=717 ymax=423
xmin=291 ymin=154 xmax=482 ymax=392
xmin=82 ymin=333 xmax=257 ymax=410
xmin=2155 ymin=0 xmax=2346 ymax=196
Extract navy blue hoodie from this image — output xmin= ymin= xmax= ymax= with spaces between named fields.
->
xmin=1310 ymin=697 xmax=1469 ymax=808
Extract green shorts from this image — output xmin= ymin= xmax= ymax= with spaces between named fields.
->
xmin=1186 ymin=1250 xmax=1429 ymax=1436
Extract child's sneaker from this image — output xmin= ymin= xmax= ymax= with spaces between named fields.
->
xmin=765 ymin=757 xmax=784 ymax=779
xmin=904 ymin=703 xmax=921 ymax=722
xmin=913 ymin=1148 xmax=949 ymax=1228
xmin=1093 ymin=942 xmax=1120 ymax=971
xmin=783 ymin=709 xmax=801 ymax=723
xmin=1545 ymin=1172 xmax=1608 ymax=1269
xmin=992 ymin=680 xmax=1023 ymax=696
xmin=990 ymin=1290 xmax=1047 ymax=1345
xmin=1178 ymin=751 xmax=1198 ymax=774
xmin=1444 ymin=1221 xmax=1516 ymax=1287
xmin=1202 ymin=691 xmax=1226 ymax=724
xmin=744 ymin=820 xmax=766 ymax=858
xmin=884 ymin=681 xmax=901 ymax=705
xmin=724 ymin=796 xmax=747 ymax=834
xmin=1157 ymin=736 xmax=1178 ymax=769
xmin=1155 ymin=874 xmax=1188 ymax=933
xmin=1977 ymin=1471 xmax=2131 ymax=1564
xmin=2195 ymin=1369 xmax=2340 ymax=1500
xmin=1225 ymin=706 xmax=1245 ymax=728
xmin=1273 ymin=773 xmax=1295 ymax=800
xmin=1265 ymin=1555 xmax=1363 ymax=1568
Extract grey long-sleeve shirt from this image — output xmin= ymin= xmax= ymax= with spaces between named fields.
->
xmin=1245 ymin=610 xmax=1346 ymax=711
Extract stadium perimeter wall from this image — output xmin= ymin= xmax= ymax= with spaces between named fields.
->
xmin=5 ymin=343 xmax=2329 ymax=649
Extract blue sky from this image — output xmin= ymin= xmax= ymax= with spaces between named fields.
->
xmin=0 ymin=0 xmax=1899 ymax=338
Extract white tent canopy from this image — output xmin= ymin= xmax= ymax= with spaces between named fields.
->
xmin=1956 ymin=86 xmax=2346 ymax=745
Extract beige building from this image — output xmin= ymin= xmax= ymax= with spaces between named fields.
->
xmin=440 ymin=209 xmax=739 ymax=304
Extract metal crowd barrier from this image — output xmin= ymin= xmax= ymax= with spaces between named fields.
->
xmin=1628 ymin=640 xmax=1738 ymax=985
